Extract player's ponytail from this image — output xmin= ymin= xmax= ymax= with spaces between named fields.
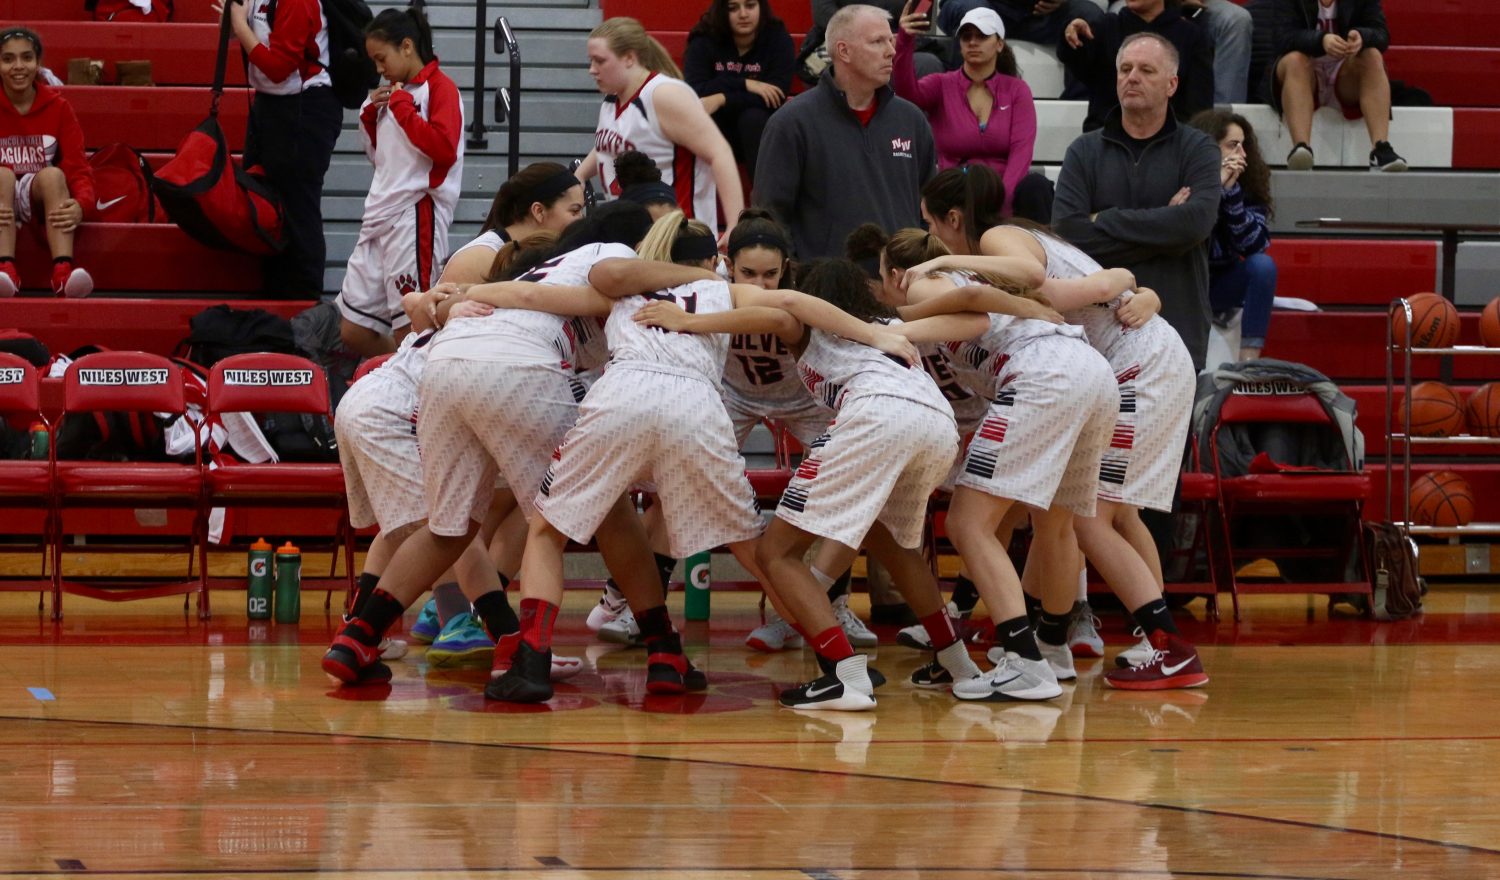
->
xmin=591 ymin=17 xmax=683 ymax=80
xmin=490 ymin=230 xmax=559 ymax=282
xmin=798 ymin=259 xmax=898 ymax=324
xmin=367 ymin=3 xmax=436 ymax=64
xmin=638 ymin=210 xmax=716 ymax=266
xmin=484 ymin=162 xmax=580 ymax=233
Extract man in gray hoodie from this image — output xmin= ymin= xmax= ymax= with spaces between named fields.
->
xmin=1053 ymin=31 xmax=1221 ymax=370
xmin=753 ymin=4 xmax=937 ymax=260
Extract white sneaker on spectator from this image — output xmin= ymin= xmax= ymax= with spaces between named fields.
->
xmin=832 ymin=594 xmax=878 ymax=647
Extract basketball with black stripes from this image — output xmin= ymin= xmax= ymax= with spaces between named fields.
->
xmin=1409 ymin=471 xmax=1474 ymax=528
xmin=1481 ymin=298 xmax=1500 ymax=348
xmin=1400 ymin=381 xmax=1467 ymax=437
xmin=1391 ymin=293 xmax=1459 ymax=348
xmin=1465 ymin=382 xmax=1500 ymax=438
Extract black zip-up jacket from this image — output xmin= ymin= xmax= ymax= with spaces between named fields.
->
xmin=683 ymin=21 xmax=796 ymax=114
xmin=1053 ymin=108 xmax=1222 ymax=370
xmin=1266 ymin=0 xmax=1390 ymax=112
xmin=1056 ymin=5 xmax=1215 ymax=132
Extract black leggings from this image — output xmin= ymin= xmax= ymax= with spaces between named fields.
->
xmin=244 ymin=86 xmax=344 ymax=298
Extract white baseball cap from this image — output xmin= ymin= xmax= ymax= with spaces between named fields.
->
xmin=957 ymin=7 xmax=1006 ymax=38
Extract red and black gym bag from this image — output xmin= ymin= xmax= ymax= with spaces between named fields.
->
xmin=152 ymin=3 xmax=286 ymax=255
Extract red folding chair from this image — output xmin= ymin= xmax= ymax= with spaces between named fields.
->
xmin=351 ymin=353 xmax=393 ymax=386
xmin=53 ymin=352 xmax=205 ymax=620
xmin=745 ymin=418 xmax=799 ymax=502
xmin=1210 ymin=386 xmax=1372 ymax=619
xmin=203 ymin=353 xmax=353 ymax=615
xmin=1164 ymin=438 xmax=1224 ymax=620
xmin=0 ymin=354 xmax=55 ymax=609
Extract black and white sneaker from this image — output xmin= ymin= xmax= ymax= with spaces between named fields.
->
xmin=816 ymin=652 xmax=886 ymax=689
xmin=780 ymin=654 xmax=876 ymax=711
xmin=1370 ymin=140 xmax=1408 ymax=172
xmin=483 ymin=641 xmax=554 ymax=703
xmin=1286 ymin=142 xmax=1314 ymax=170
xmin=953 ymin=650 xmax=1063 ymax=702
xmin=910 ymin=659 xmax=954 ymax=689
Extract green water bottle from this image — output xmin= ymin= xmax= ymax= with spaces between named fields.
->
xmin=273 ymin=541 xmax=302 ymax=624
xmin=246 ymin=537 xmax=274 ymax=621
xmin=29 ymin=423 xmax=47 ymax=461
xmin=684 ymin=551 xmax=711 ymax=621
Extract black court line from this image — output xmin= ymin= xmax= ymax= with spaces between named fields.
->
xmin=3 ymin=712 xmax=1497 ymax=866
xmin=0 ymin=866 xmax=1362 ymax=879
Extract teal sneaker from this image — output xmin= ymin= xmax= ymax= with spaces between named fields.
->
xmin=408 ymin=598 xmax=441 ymax=645
xmin=425 ymin=612 xmax=495 ymax=668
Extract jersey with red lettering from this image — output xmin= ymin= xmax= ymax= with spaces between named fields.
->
xmin=593 ymin=73 xmax=718 ymax=233
xmin=797 ymin=321 xmax=951 ymax=415
xmin=605 ymin=278 xmax=733 ymax=384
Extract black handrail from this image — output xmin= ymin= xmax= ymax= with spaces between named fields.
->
xmin=493 ymin=16 xmax=521 ymax=177
xmin=466 ymin=0 xmax=489 ymax=149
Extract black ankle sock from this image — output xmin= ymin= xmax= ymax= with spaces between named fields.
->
xmin=653 ymin=553 xmax=676 ymax=594
xmin=1132 ymin=598 xmax=1178 ymax=636
xmin=433 ymin=581 xmax=469 ymax=626
xmin=826 ymin=569 xmax=852 ymax=602
xmin=473 ymin=589 xmax=519 ymax=640
xmin=52 ymin=256 xmax=74 ymax=266
xmin=1036 ymin=609 xmax=1072 ymax=646
xmin=636 ymin=604 xmax=673 ymax=642
xmin=1023 ymin=593 xmax=1042 ymax=621
xmin=497 ymin=571 xmax=511 ymax=589
xmin=950 ymin=575 xmax=979 ymax=613
xmin=998 ymin=614 xmax=1042 ymax=661
xmin=352 ymin=588 xmax=404 ymax=642
xmin=350 ymin=572 xmax=378 ymax=618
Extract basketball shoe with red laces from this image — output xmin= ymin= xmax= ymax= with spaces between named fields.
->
xmin=1104 ymin=630 xmax=1208 ymax=690
xmin=322 ymin=619 xmax=392 ymax=684
xmin=645 ymin=633 xmax=707 ymax=694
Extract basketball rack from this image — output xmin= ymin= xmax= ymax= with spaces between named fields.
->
xmin=1384 ymin=297 xmax=1500 ymax=538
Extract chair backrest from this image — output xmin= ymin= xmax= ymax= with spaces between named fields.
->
xmin=1212 ymin=386 xmax=1352 ymax=473
xmin=64 ymin=351 xmax=185 ymax=415
xmin=351 ymin=353 xmax=393 ymax=386
xmin=1217 ymin=390 xmax=1332 ymax=427
xmin=0 ymin=353 xmax=40 ymax=416
xmin=209 ymin=353 xmax=330 ymax=417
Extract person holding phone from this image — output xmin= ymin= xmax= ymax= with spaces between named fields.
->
xmin=937 ymin=0 xmax=1102 ymax=60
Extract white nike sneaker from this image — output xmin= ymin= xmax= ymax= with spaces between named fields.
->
xmin=1115 ymin=628 xmax=1156 ymax=669
xmin=1067 ymin=601 xmax=1105 ymax=658
xmin=378 ymin=637 xmax=408 ymax=661
xmin=597 ymin=605 xmax=641 ymax=645
xmin=0 ymin=271 xmax=16 ymax=298
xmin=779 ymin=654 xmax=876 ymax=712
xmin=955 ymin=651 xmax=1063 ymax=702
xmin=832 ymin=594 xmax=878 ymax=647
xmin=585 ymin=584 xmax=629 ymax=632
xmin=745 ymin=610 xmax=804 ymax=652
xmin=1037 ymin=639 xmax=1077 ymax=682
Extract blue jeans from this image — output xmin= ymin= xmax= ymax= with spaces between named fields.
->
xmin=1209 ymin=251 xmax=1277 ymax=349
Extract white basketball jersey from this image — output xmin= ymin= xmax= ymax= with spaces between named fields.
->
xmin=797 ymin=321 xmax=951 ymax=416
xmin=593 ymin=73 xmax=719 ymax=233
xmin=723 ymin=332 xmax=813 ymax=408
xmin=380 ymin=329 xmax=434 ymax=391
xmin=937 ymin=270 xmax=1085 ymax=401
xmin=426 ymin=242 xmax=631 ymax=368
xmin=605 ymin=278 xmax=733 ymax=385
xmin=1020 ymin=229 xmax=1134 ymax=355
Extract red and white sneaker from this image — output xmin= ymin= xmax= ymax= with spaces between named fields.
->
xmin=51 ymin=263 xmax=94 ymax=299
xmin=491 ymin=632 xmax=585 ymax=682
xmin=0 ymin=263 xmax=18 ymax=297
xmin=1104 ymin=630 xmax=1208 ymax=691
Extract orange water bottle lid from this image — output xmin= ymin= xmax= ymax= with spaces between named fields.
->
xmin=29 ymin=422 xmax=45 ymax=432
xmin=250 ymin=538 xmax=273 ymax=552
xmin=277 ymin=541 xmax=301 ymax=555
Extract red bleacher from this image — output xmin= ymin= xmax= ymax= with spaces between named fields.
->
xmin=1264 ymin=312 xmax=1493 ymax=382
xmin=1384 ymin=0 xmax=1500 ymax=50
xmin=15 ymin=225 xmax=262 ymax=293
xmin=0 ymin=0 xmax=218 ymax=22
xmin=1267 ymin=239 xmax=1437 ymax=306
xmin=61 ymin=85 xmax=249 ymax=152
xmin=38 ymin=22 xmax=245 ymax=87
xmin=1385 ymin=47 xmax=1500 ymax=109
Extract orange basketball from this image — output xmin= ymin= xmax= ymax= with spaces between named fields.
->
xmin=1399 ymin=381 xmax=1467 ymax=437
xmin=1409 ymin=471 xmax=1474 ymax=528
xmin=1465 ymin=382 xmax=1500 ymax=437
xmin=1391 ymin=292 xmax=1459 ymax=348
xmin=1482 ymin=298 xmax=1500 ymax=348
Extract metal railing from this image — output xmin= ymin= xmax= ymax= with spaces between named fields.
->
xmin=466 ymin=0 xmax=490 ymax=150
xmin=492 ymin=15 xmax=522 ymax=177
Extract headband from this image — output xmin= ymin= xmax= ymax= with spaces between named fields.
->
xmin=671 ymin=234 xmax=720 ymax=263
xmin=728 ymin=230 xmax=789 ymax=258
xmin=0 ymin=28 xmax=40 ymax=56
xmin=525 ymin=169 xmax=581 ymax=206
xmin=620 ymin=180 xmax=677 ymax=207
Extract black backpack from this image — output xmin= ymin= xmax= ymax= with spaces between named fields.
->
xmin=179 ymin=305 xmax=299 ymax=369
xmin=268 ymin=0 xmax=380 ymax=110
xmin=256 ymin=411 xmax=338 ymax=462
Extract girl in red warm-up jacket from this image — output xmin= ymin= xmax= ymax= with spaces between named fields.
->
xmin=214 ymin=0 xmax=344 ymax=298
xmin=0 ymin=27 xmax=96 ymax=298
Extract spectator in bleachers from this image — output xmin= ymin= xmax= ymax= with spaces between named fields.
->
xmin=1053 ymin=32 xmax=1221 ymax=370
xmin=893 ymin=4 xmax=1054 ymax=223
xmin=216 ymin=0 xmax=344 ymax=298
xmin=1059 ymin=0 xmax=1214 ymax=131
xmin=802 ymin=0 xmax=944 ymax=81
xmin=0 ymin=27 xmax=96 ymax=298
xmin=575 ymin=17 xmax=745 ymax=238
xmin=1271 ymin=0 xmax=1406 ymax=171
xmin=683 ymin=0 xmax=796 ymax=183
xmin=754 ymin=5 xmax=935 ymax=260
xmin=335 ymin=6 xmax=463 ymax=359
xmin=938 ymin=0 xmax=1101 ymax=69
xmin=1108 ymin=0 xmax=1254 ymax=103
xmin=1190 ymin=109 xmax=1276 ymax=361
xmin=614 ymin=150 xmax=682 ymax=219
xmin=441 ymin=161 xmax=586 ymax=285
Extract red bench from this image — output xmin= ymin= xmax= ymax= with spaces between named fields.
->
xmin=37 ymin=22 xmax=240 ymax=87
xmin=3 ymin=0 xmax=219 ymax=22
xmin=1263 ymin=311 xmax=1494 ymax=382
xmin=1384 ymin=0 xmax=1500 ymax=50
xmin=1384 ymin=47 xmax=1500 ymax=108
xmin=1266 ymin=239 xmax=1438 ymax=307
xmin=1453 ymin=109 xmax=1500 ymax=169
xmin=60 ymin=85 xmax=248 ymax=152
xmin=14 ymin=224 xmax=262 ymax=293
xmin=11 ymin=298 xmax=305 ymax=367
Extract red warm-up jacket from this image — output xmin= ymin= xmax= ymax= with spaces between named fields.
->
xmin=0 ymin=82 xmax=98 ymax=216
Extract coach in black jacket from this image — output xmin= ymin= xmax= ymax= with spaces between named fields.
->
xmin=1268 ymin=0 xmax=1406 ymax=171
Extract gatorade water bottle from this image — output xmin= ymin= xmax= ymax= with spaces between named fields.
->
xmin=246 ymin=538 xmax=274 ymax=621
xmin=29 ymin=423 xmax=47 ymax=461
xmin=273 ymin=542 xmax=302 ymax=624
xmin=685 ymin=551 xmax=711 ymax=621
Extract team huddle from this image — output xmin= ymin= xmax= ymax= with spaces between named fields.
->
xmin=321 ymin=160 xmax=1209 ymax=712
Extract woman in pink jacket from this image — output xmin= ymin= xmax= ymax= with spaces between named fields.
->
xmin=892 ymin=3 xmax=1053 ymax=223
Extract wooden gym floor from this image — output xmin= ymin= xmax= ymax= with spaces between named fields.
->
xmin=2 ymin=587 xmax=1499 ymax=879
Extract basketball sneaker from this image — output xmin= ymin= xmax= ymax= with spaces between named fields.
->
xmin=746 ymin=609 xmax=804 ymax=652
xmin=484 ymin=641 xmax=554 ymax=703
xmin=322 ymin=619 xmax=386 ymax=684
xmin=491 ymin=632 xmax=584 ymax=681
xmin=896 ymin=601 xmax=963 ymax=650
xmin=954 ymin=651 xmax=1063 ymax=702
xmin=832 ymin=594 xmax=878 ymax=647
xmin=425 ymin=612 xmax=495 ymax=668
xmin=51 ymin=262 xmax=93 ymax=299
xmin=910 ymin=641 xmax=983 ymax=689
xmin=379 ymin=637 xmax=408 ymax=661
xmin=585 ymin=583 xmax=629 ymax=632
xmin=1036 ymin=639 xmax=1077 ymax=682
xmin=645 ymin=633 xmax=707 ymax=694
xmin=815 ymin=651 xmax=887 ymax=689
xmin=1104 ymin=630 xmax=1208 ymax=690
xmin=408 ymin=598 xmax=441 ymax=645
xmin=0 ymin=262 xmax=17 ymax=297
xmin=1115 ymin=627 xmax=1155 ymax=668
xmin=1067 ymin=601 xmax=1104 ymax=658
xmin=779 ymin=654 xmax=876 ymax=711
xmin=1370 ymin=140 xmax=1407 ymax=173
xmin=598 ymin=606 xmax=642 ymax=646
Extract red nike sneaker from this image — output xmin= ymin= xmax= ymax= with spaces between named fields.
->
xmin=1104 ymin=630 xmax=1208 ymax=691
